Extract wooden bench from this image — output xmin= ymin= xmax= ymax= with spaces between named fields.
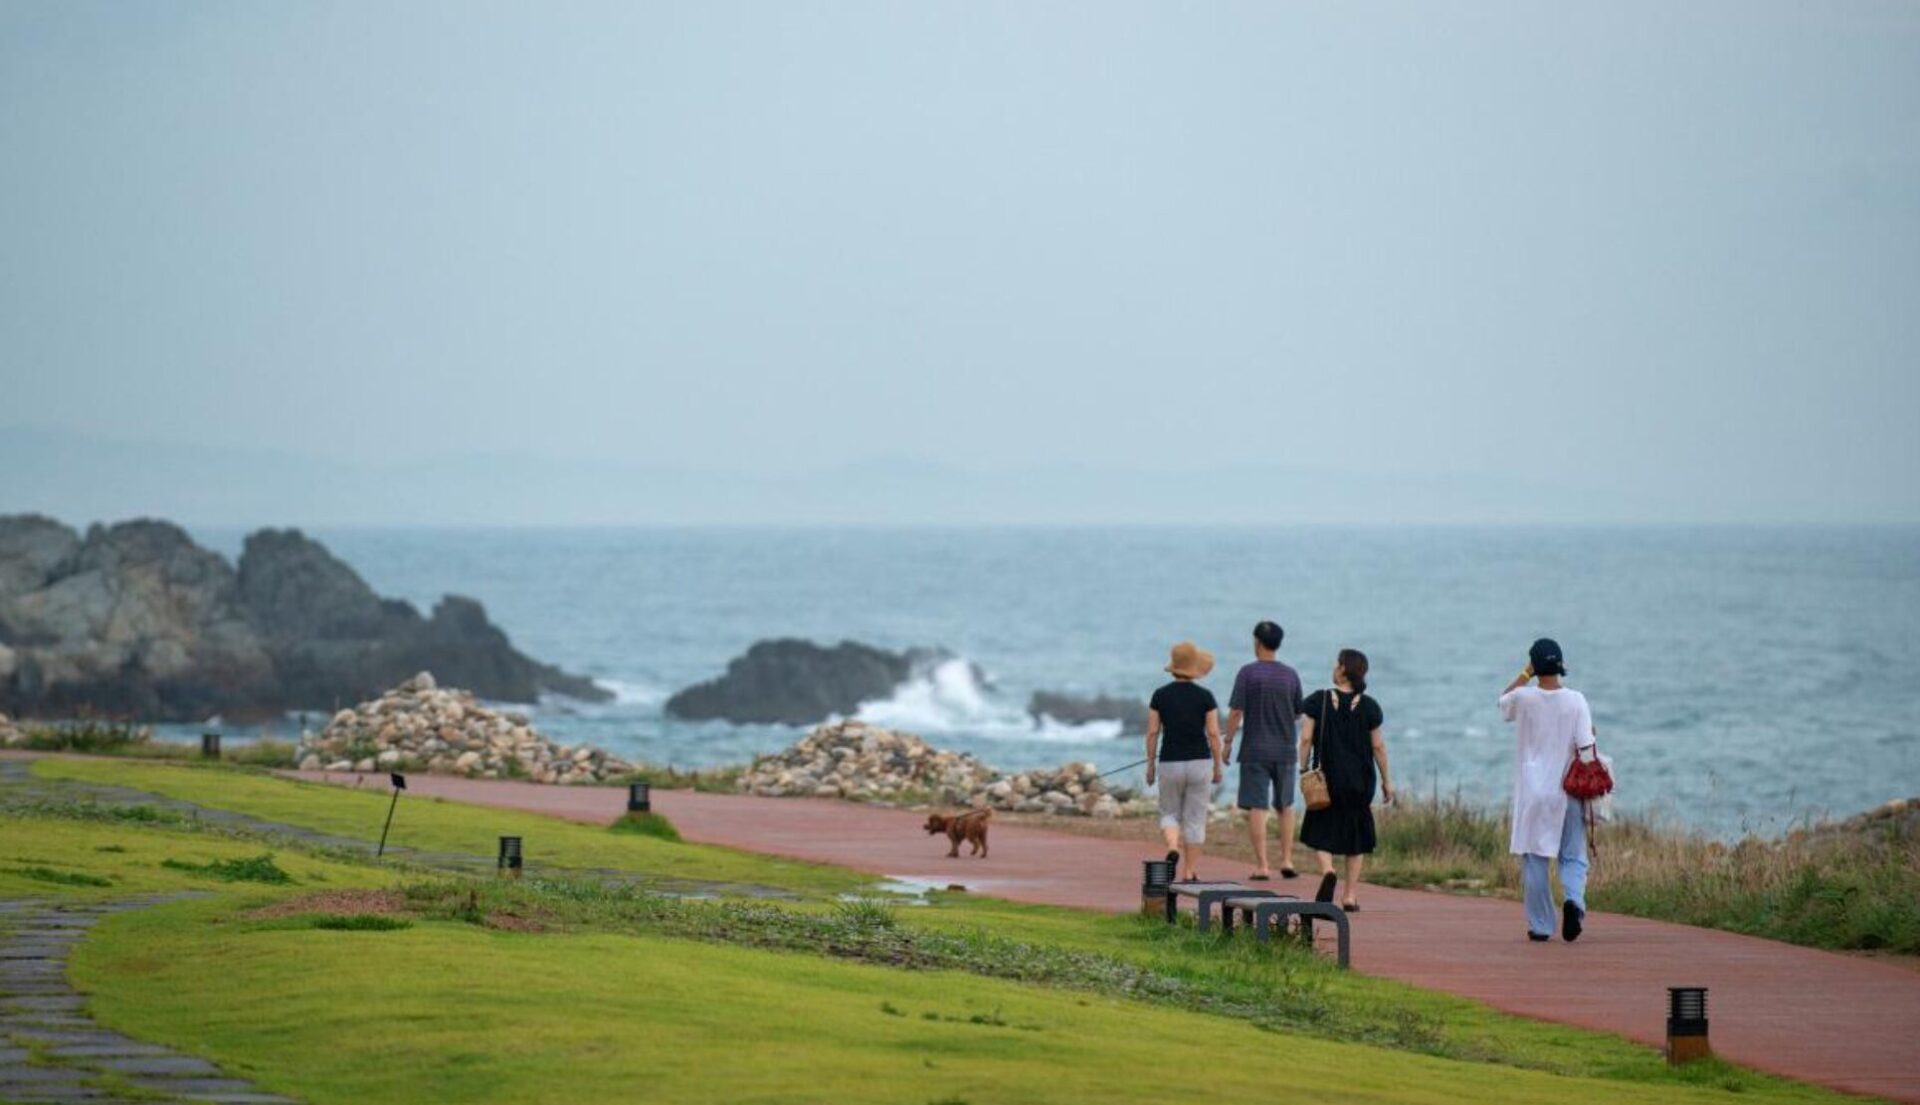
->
xmin=1163 ymin=881 xmax=1283 ymax=932
xmin=1221 ymin=896 xmax=1351 ymax=968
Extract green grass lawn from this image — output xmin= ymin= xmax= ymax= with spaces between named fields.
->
xmin=29 ymin=756 xmax=865 ymax=896
xmin=3 ymin=757 xmax=1871 ymax=1105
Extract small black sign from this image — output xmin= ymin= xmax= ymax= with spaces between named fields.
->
xmin=390 ymin=773 xmax=407 ymax=791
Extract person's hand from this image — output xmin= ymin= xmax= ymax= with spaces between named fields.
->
xmin=1145 ymin=765 xmax=1156 ymax=788
xmin=1211 ymin=764 xmax=1223 ymax=785
xmin=1381 ymin=782 xmax=1396 ymax=807
xmin=1521 ymin=664 xmax=1534 ymax=681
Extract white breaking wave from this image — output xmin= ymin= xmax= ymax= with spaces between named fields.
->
xmin=593 ymin=678 xmax=671 ymax=708
xmin=853 ymin=657 xmax=1117 ymax=743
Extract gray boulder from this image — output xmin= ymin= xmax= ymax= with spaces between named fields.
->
xmin=0 ymin=514 xmax=81 ymax=599
xmin=666 ymin=638 xmax=951 ymax=725
xmin=0 ymin=519 xmax=278 ymax=719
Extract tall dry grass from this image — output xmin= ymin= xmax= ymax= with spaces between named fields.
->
xmin=1369 ymin=793 xmax=1920 ymax=953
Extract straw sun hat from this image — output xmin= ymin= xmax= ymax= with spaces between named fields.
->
xmin=1164 ymin=640 xmax=1215 ymax=679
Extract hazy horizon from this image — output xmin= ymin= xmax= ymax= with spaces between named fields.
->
xmin=4 ymin=2 xmax=1917 ymax=526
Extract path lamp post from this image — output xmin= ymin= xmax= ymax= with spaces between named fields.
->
xmin=627 ymin=782 xmax=652 ymax=814
xmin=200 ymin=732 xmax=221 ymax=760
xmin=1667 ymin=986 xmax=1710 ymax=1065
xmin=377 ymin=774 xmax=406 ymax=858
xmin=498 ymin=835 xmax=524 ymax=878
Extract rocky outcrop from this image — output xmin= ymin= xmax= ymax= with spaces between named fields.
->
xmin=0 ymin=518 xmax=279 ymax=719
xmin=1027 ymin=690 xmax=1149 ymax=735
xmin=736 ymin=719 xmax=1150 ymax=818
xmin=296 ymin=671 xmax=631 ymax=783
xmin=0 ymin=710 xmax=17 ymax=746
xmin=666 ymin=639 xmax=954 ymax=725
xmin=0 ymin=515 xmax=606 ymax=721
xmin=241 ymin=529 xmax=607 ymax=707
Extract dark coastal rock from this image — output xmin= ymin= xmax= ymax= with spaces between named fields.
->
xmin=1027 ymin=690 xmax=1150 ymax=734
xmin=238 ymin=530 xmax=608 ymax=708
xmin=666 ymin=638 xmax=951 ymax=725
xmin=0 ymin=516 xmax=607 ymax=722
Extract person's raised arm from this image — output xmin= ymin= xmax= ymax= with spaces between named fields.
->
xmin=1498 ymin=664 xmax=1533 ymax=720
xmin=1205 ymin=709 xmax=1224 ymax=785
xmin=1297 ymin=715 xmax=1316 ymax=771
xmin=1144 ymin=709 xmax=1161 ymax=787
xmin=1371 ymin=726 xmax=1393 ymax=805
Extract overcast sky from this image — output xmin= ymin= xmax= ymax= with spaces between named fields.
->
xmin=3 ymin=2 xmax=1917 ymax=525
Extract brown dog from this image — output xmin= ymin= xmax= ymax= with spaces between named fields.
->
xmin=924 ymin=808 xmax=991 ymax=858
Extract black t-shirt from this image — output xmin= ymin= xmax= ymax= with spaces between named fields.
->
xmin=1301 ymin=689 xmax=1385 ymax=800
xmin=1150 ymin=679 xmax=1218 ymax=762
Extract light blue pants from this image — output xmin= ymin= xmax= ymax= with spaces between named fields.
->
xmin=1521 ymin=800 xmax=1590 ymax=937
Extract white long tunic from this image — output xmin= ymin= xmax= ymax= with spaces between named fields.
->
xmin=1498 ymin=686 xmax=1595 ymax=856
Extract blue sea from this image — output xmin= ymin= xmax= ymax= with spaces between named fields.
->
xmin=177 ymin=526 xmax=1918 ymax=838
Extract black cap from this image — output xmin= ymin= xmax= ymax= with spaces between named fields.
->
xmin=1529 ymin=638 xmax=1566 ymax=677
xmin=1253 ymin=621 xmax=1284 ymax=651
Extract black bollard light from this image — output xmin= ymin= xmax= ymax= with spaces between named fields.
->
xmin=1667 ymin=987 xmax=1710 ymax=1065
xmin=1141 ymin=858 xmax=1174 ymax=916
xmin=201 ymin=732 xmax=222 ymax=759
xmin=497 ymin=835 xmax=523 ymax=879
xmin=627 ymin=781 xmax=652 ymax=814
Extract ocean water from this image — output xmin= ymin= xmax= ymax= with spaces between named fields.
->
xmin=181 ymin=526 xmax=1919 ymax=838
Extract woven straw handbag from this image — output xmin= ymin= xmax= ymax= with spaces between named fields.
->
xmin=1299 ymin=693 xmax=1333 ymax=811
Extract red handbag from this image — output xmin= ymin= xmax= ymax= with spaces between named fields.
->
xmin=1562 ymin=744 xmax=1614 ymax=800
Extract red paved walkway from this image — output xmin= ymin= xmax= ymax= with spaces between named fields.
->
xmin=303 ymin=771 xmax=1920 ymax=1102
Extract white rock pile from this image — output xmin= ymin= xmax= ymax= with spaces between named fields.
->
xmin=0 ymin=711 xmax=18 ymax=747
xmin=295 ymin=672 xmax=632 ymax=784
xmin=737 ymin=719 xmax=1150 ymax=818
xmin=737 ymin=719 xmax=995 ymax=803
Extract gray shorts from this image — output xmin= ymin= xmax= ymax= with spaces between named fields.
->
xmin=1237 ymin=760 xmax=1296 ymax=811
xmin=1156 ymin=759 xmax=1213 ymax=844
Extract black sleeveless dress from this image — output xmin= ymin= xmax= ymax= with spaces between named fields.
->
xmin=1299 ymin=688 xmax=1384 ymax=856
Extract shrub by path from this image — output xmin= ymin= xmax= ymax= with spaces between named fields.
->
xmin=295 ymin=769 xmax=1920 ymax=1103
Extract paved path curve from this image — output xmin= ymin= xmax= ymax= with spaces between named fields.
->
xmin=303 ymin=770 xmax=1920 ymax=1103
xmin=0 ymin=896 xmax=296 ymax=1105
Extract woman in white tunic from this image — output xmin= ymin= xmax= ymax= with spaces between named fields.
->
xmin=1498 ymin=638 xmax=1596 ymax=942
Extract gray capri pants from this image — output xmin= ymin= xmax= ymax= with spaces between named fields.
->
xmin=1156 ymin=759 xmax=1214 ymax=843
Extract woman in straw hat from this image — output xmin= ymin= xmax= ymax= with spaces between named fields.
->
xmin=1145 ymin=640 xmax=1224 ymax=882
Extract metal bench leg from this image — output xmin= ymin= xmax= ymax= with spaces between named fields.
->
xmin=1332 ymin=911 xmax=1350 ymax=968
xmin=1222 ymin=905 xmax=1235 ymax=935
xmin=1253 ymin=911 xmax=1271 ymax=942
xmin=1166 ymin=890 xmax=1177 ymax=925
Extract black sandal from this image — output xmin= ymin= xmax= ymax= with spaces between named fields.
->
xmin=1248 ymin=873 xmax=1272 ymax=882
xmin=1280 ymin=867 xmax=1299 ymax=879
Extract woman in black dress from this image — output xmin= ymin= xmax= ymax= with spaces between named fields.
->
xmin=1297 ymin=649 xmax=1393 ymax=912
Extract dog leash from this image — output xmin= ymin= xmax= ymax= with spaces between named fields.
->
xmin=1096 ymin=758 xmax=1148 ymax=779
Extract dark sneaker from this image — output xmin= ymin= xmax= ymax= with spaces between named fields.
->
xmin=1527 ymin=932 xmax=1552 ymax=942
xmin=1562 ymin=900 xmax=1585 ymax=942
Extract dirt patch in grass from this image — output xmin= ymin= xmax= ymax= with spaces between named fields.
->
xmin=248 ymin=889 xmax=412 ymax=919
